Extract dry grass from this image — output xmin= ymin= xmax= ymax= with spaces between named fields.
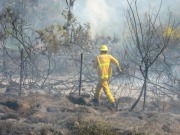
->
xmin=39 ymin=126 xmax=64 ymax=135
xmin=71 ymin=115 xmax=145 ymax=135
xmin=18 ymin=95 xmax=39 ymax=116
xmin=0 ymin=93 xmax=179 ymax=135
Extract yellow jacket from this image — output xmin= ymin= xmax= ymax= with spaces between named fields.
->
xmin=93 ymin=53 xmax=120 ymax=79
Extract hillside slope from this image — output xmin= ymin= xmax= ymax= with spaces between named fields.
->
xmin=0 ymin=92 xmax=179 ymax=135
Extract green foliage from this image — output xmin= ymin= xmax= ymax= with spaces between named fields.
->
xmin=36 ymin=9 xmax=92 ymax=55
xmin=0 ymin=7 xmax=41 ymax=63
xmin=163 ymin=26 xmax=180 ymax=40
xmin=0 ymin=8 xmax=15 ymax=39
xmin=0 ymin=7 xmax=31 ymax=48
xmin=36 ymin=24 xmax=68 ymax=54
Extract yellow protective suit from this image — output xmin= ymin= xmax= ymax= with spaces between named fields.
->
xmin=93 ymin=53 xmax=120 ymax=103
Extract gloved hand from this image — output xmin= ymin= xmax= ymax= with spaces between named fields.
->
xmin=92 ymin=60 xmax=95 ymax=65
xmin=117 ymin=68 xmax=122 ymax=74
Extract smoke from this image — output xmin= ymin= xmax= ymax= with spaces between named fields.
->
xmin=0 ymin=0 xmax=179 ymax=38
xmin=74 ymin=0 xmax=126 ymax=39
xmin=84 ymin=0 xmax=109 ymax=38
xmin=73 ymin=0 xmax=180 ymax=39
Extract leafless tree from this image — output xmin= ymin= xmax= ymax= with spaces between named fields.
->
xmin=0 ymin=7 xmax=54 ymax=94
xmin=125 ymin=0 xmax=175 ymax=111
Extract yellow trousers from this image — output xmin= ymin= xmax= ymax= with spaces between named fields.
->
xmin=94 ymin=79 xmax=115 ymax=103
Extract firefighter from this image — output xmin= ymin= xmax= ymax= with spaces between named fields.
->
xmin=92 ymin=44 xmax=122 ymax=108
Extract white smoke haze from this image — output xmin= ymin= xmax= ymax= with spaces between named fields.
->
xmin=73 ymin=0 xmax=180 ymax=39
xmin=74 ymin=0 xmax=127 ymax=39
xmin=84 ymin=0 xmax=109 ymax=38
xmin=0 ymin=0 xmax=179 ymax=38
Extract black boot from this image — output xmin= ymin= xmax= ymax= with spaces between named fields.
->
xmin=92 ymin=98 xmax=99 ymax=106
xmin=112 ymin=102 xmax=116 ymax=108
xmin=110 ymin=102 xmax=118 ymax=111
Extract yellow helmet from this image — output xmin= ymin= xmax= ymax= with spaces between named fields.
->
xmin=100 ymin=45 xmax=108 ymax=52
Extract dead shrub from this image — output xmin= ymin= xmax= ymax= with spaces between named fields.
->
xmin=77 ymin=120 xmax=117 ymax=135
xmin=73 ymin=116 xmax=144 ymax=135
xmin=0 ymin=122 xmax=14 ymax=135
xmin=40 ymin=126 xmax=63 ymax=135
xmin=18 ymin=96 xmax=39 ymax=116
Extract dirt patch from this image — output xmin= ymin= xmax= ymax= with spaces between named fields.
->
xmin=167 ymin=100 xmax=180 ymax=114
xmin=0 ymin=93 xmax=179 ymax=135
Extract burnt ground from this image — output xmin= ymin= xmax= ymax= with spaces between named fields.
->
xmin=0 ymin=90 xmax=179 ymax=135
